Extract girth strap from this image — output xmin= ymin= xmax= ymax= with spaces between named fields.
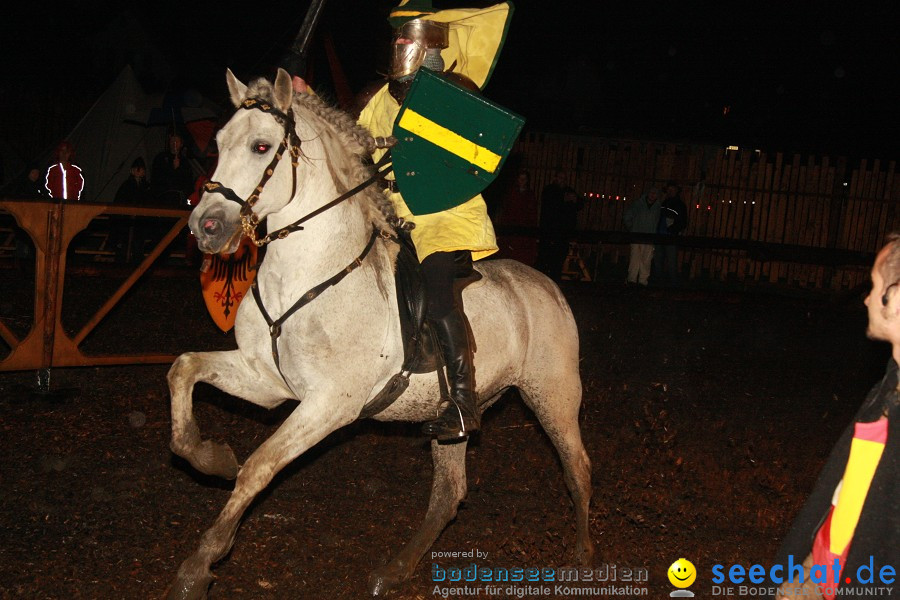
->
xmin=252 ymin=228 xmax=380 ymax=385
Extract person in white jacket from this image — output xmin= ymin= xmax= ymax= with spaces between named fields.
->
xmin=623 ymin=187 xmax=661 ymax=285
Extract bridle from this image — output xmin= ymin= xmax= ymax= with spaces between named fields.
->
xmin=200 ymin=94 xmax=395 ymax=389
xmin=202 ymin=97 xmax=303 ymax=247
xmin=203 ymin=96 xmax=394 ymax=248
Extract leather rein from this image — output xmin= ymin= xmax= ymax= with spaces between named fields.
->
xmin=201 ymin=96 xmax=394 ymax=387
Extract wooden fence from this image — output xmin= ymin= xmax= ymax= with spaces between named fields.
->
xmin=509 ymin=131 xmax=900 ymax=291
xmin=0 ymin=199 xmax=189 ymax=375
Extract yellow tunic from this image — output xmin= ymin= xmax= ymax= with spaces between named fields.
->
xmin=357 ymin=2 xmax=513 ymax=263
xmin=359 ymin=85 xmax=498 ymax=262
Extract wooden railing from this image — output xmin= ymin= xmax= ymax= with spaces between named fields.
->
xmin=0 ymin=198 xmax=189 ymax=373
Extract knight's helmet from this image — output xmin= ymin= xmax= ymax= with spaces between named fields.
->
xmin=388 ymin=0 xmax=450 ymax=81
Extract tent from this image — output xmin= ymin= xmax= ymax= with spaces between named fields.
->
xmin=46 ymin=65 xmax=222 ymax=203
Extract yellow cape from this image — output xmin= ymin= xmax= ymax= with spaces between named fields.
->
xmin=424 ymin=2 xmax=514 ymax=90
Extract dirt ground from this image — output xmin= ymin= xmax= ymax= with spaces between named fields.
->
xmin=0 ymin=263 xmax=888 ymax=599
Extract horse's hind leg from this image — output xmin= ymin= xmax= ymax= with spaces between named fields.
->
xmin=168 ymin=350 xmax=289 ymax=479
xmin=368 ymin=440 xmax=468 ymax=596
xmin=519 ymin=380 xmax=594 ymax=566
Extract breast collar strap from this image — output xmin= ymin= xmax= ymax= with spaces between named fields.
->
xmin=252 ymin=228 xmax=380 ymax=386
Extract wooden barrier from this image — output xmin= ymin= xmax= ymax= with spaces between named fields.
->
xmin=507 ymin=132 xmax=900 ymax=290
xmin=0 ymin=199 xmax=190 ymax=373
xmin=2 ymin=137 xmax=895 ymax=375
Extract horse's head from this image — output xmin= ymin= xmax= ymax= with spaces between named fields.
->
xmin=191 ymin=68 xmax=396 ymax=255
xmin=190 ymin=68 xmax=304 ymax=253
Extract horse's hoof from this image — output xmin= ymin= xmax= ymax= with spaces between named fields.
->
xmin=192 ymin=440 xmax=239 ymax=480
xmin=575 ymin=538 xmax=595 ymax=567
xmin=368 ymin=569 xmax=403 ymax=596
xmin=165 ymin=570 xmax=213 ymax=600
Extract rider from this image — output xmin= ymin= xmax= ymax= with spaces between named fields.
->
xmin=355 ymin=0 xmax=514 ymax=441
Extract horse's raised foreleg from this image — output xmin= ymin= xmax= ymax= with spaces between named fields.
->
xmin=168 ymin=350 xmax=291 ymax=479
xmin=167 ymin=398 xmax=357 ymax=600
xmin=368 ymin=440 xmax=468 ymax=596
xmin=519 ymin=385 xmax=595 ymax=567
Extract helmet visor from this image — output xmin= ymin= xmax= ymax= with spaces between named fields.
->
xmin=390 ymin=39 xmax=426 ymax=79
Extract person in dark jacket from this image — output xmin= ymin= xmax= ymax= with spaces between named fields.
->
xmin=114 ymin=157 xmax=151 ymax=205
xmin=652 ymin=181 xmax=687 ymax=286
xmin=112 ymin=157 xmax=152 ymax=262
xmin=772 ymin=233 xmax=900 ymax=599
xmin=9 ymin=163 xmax=46 ymax=269
xmin=537 ymin=170 xmax=580 ymax=281
xmin=151 ymin=130 xmax=194 ymax=208
xmin=11 ymin=164 xmax=47 ymax=199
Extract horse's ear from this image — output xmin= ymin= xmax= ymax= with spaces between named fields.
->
xmin=226 ymin=68 xmax=248 ymax=108
xmin=274 ymin=68 xmax=293 ymax=114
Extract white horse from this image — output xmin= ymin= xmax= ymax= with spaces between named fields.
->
xmin=166 ymin=68 xmax=593 ymax=599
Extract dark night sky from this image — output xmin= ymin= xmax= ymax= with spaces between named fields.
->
xmin=3 ymin=1 xmax=899 ymax=161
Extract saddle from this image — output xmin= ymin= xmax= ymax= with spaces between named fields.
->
xmin=358 ymin=233 xmax=481 ymax=419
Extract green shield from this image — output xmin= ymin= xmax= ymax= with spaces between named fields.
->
xmin=391 ymin=69 xmax=525 ymax=215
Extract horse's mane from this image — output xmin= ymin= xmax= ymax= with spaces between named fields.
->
xmin=245 ymin=78 xmax=396 ymax=233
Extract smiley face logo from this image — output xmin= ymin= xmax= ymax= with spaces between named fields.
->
xmin=668 ymin=558 xmax=697 ymax=588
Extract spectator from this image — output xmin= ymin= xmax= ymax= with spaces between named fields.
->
xmin=184 ymin=171 xmax=213 ymax=267
xmin=537 ymin=170 xmax=580 ymax=280
xmin=150 ymin=130 xmax=194 ymax=264
xmin=151 ymin=129 xmax=194 ymax=208
xmin=497 ymin=169 xmax=539 ymax=265
xmin=623 ymin=187 xmax=661 ymax=286
xmin=773 ymin=233 xmax=900 ymax=599
xmin=11 ymin=163 xmax=47 ymax=199
xmin=44 ymin=141 xmax=84 ymax=201
xmin=499 ymin=170 xmax=539 ymax=228
xmin=114 ymin=157 xmax=151 ymax=205
xmin=9 ymin=163 xmax=47 ymax=270
xmin=111 ymin=157 xmax=152 ymax=262
xmin=652 ymin=181 xmax=687 ymax=286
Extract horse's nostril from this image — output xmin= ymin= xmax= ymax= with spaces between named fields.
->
xmin=202 ymin=218 xmax=221 ymax=235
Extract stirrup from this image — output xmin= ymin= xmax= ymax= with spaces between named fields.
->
xmin=422 ymin=401 xmax=480 ymax=441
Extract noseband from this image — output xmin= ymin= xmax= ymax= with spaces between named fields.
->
xmin=203 ymin=97 xmax=303 ymax=246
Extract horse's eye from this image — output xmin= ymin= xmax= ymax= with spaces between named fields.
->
xmin=252 ymin=142 xmax=271 ymax=154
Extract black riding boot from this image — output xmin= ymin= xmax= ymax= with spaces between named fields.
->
xmin=422 ymin=308 xmax=480 ymax=441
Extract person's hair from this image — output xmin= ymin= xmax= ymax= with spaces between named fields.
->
xmin=131 ymin=157 xmax=146 ymax=170
xmin=883 ymin=231 xmax=900 ymax=285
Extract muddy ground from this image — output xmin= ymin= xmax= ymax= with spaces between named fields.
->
xmin=0 ymin=262 xmax=887 ymax=599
